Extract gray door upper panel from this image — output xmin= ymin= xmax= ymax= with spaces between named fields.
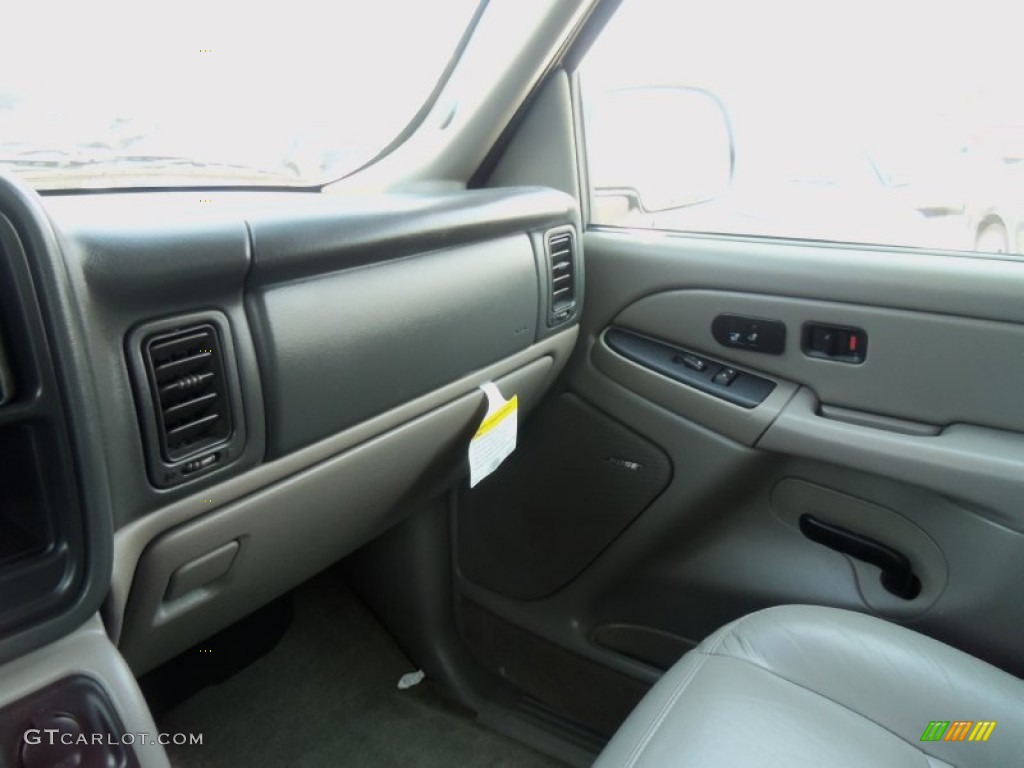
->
xmin=582 ymin=230 xmax=1024 ymax=327
xmin=613 ymin=289 xmax=1024 ymax=432
xmin=584 ymin=232 xmax=1024 ymax=527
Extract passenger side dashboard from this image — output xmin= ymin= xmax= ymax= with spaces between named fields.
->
xmin=0 ymin=174 xmax=582 ymax=765
xmin=42 ymin=186 xmax=581 ymax=670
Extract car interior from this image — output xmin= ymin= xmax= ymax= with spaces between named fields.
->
xmin=1 ymin=0 xmax=1023 ymax=766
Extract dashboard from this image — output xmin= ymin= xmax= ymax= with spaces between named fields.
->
xmin=0 ymin=174 xmax=582 ymax=765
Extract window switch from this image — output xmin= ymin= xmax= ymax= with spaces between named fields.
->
xmin=713 ymin=367 xmax=738 ymax=386
xmin=674 ymin=353 xmax=708 ymax=372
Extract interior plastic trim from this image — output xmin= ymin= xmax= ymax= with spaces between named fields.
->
xmin=109 ymin=328 xmax=577 ymax=643
xmin=759 ymin=388 xmax=1024 ymax=531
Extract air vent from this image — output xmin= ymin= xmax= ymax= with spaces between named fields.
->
xmin=143 ymin=324 xmax=232 ymax=462
xmin=546 ymin=230 xmax=577 ymax=325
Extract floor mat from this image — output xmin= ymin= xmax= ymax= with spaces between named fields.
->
xmin=156 ymin=569 xmax=566 ymax=768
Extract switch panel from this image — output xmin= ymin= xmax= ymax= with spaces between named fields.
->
xmin=802 ymin=322 xmax=867 ymax=363
xmin=712 ymin=314 xmax=786 ymax=355
xmin=606 ymin=328 xmax=776 ymax=409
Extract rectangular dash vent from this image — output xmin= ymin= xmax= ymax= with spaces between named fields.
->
xmin=143 ymin=324 xmax=232 ymax=462
xmin=547 ymin=231 xmax=576 ymax=325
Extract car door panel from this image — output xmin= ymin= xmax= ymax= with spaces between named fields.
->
xmin=453 ymin=228 xmax=1024 ymax=722
xmin=457 ymin=392 xmax=673 ymax=601
xmin=581 ymin=230 xmax=1024 ymax=326
xmin=577 ymin=231 xmax=1024 ymax=665
xmin=591 ymin=329 xmax=798 ymax=445
xmin=761 ymin=389 xmax=1024 ymax=526
xmin=611 ymin=288 xmax=1024 ymax=432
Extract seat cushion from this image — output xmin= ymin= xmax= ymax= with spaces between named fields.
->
xmin=594 ymin=605 xmax=1024 ymax=768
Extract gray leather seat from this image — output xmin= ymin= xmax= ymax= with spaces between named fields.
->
xmin=595 ymin=605 xmax=1023 ymax=767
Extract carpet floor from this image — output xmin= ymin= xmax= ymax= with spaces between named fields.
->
xmin=155 ymin=570 xmax=565 ymax=768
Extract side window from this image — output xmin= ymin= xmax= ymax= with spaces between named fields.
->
xmin=579 ymin=0 xmax=1020 ymax=256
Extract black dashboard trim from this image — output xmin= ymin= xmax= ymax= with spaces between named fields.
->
xmin=0 ymin=174 xmax=114 ymax=667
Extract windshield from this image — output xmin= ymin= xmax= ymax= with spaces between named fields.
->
xmin=0 ymin=0 xmax=481 ymax=189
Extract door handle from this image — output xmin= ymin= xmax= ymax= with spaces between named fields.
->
xmin=799 ymin=514 xmax=921 ymax=599
xmin=801 ymin=322 xmax=867 ymax=363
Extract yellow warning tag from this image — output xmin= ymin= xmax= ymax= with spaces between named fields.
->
xmin=469 ymin=382 xmax=518 ymax=488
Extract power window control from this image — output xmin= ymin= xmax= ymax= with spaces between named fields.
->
xmin=674 ymin=353 xmax=708 ymax=372
xmin=713 ymin=367 xmax=738 ymax=386
xmin=604 ymin=329 xmax=777 ymax=409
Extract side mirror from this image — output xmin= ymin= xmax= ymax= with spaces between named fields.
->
xmin=585 ymin=86 xmax=734 ymax=213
